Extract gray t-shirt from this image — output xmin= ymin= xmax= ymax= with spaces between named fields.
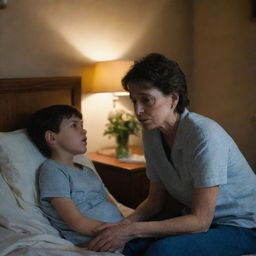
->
xmin=39 ymin=159 xmax=123 ymax=245
xmin=144 ymin=109 xmax=256 ymax=229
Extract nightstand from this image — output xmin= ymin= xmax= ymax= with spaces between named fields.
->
xmin=88 ymin=151 xmax=149 ymax=209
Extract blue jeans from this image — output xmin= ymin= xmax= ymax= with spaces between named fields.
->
xmin=123 ymin=225 xmax=256 ymax=256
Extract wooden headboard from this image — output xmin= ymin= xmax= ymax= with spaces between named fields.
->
xmin=0 ymin=77 xmax=81 ymax=132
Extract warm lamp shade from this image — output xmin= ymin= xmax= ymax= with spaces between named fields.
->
xmin=89 ymin=60 xmax=133 ymax=93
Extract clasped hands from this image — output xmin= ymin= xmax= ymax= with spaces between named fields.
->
xmin=87 ymin=219 xmax=134 ymax=252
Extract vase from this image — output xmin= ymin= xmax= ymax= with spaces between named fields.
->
xmin=116 ymin=133 xmax=129 ymax=158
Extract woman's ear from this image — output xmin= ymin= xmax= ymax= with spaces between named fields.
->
xmin=45 ymin=130 xmax=57 ymax=146
xmin=170 ymin=93 xmax=179 ymax=110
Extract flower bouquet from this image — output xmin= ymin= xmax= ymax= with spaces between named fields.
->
xmin=104 ymin=109 xmax=141 ymax=158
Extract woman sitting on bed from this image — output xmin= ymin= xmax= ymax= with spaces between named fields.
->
xmin=27 ymin=105 xmax=124 ymax=248
xmin=87 ymin=53 xmax=256 ymax=256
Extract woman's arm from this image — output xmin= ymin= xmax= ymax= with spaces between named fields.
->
xmin=127 ymin=180 xmax=167 ymax=222
xmin=133 ymin=185 xmax=219 ymax=237
xmin=50 ymin=197 xmax=103 ymax=236
xmin=87 ymin=185 xmax=219 ymax=252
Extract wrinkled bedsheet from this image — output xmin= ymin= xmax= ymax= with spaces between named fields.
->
xmin=0 ymin=226 xmax=122 ymax=256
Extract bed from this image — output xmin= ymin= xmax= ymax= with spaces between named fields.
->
xmin=0 ymin=77 xmax=130 ymax=256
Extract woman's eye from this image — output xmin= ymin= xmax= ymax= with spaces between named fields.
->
xmin=130 ymin=98 xmax=136 ymax=104
xmin=142 ymin=96 xmax=154 ymax=105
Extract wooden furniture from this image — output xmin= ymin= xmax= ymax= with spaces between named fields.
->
xmin=88 ymin=151 xmax=149 ymax=208
xmin=0 ymin=76 xmax=81 ymax=131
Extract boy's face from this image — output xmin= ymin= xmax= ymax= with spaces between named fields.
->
xmin=53 ymin=115 xmax=87 ymax=156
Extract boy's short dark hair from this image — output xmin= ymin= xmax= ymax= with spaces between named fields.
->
xmin=27 ymin=105 xmax=82 ymax=157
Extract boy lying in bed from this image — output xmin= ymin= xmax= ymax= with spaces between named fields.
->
xmin=27 ymin=105 xmax=124 ymax=249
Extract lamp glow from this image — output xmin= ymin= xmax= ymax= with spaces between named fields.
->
xmin=88 ymin=60 xmax=133 ymax=93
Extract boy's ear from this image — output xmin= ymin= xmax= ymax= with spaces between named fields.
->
xmin=45 ymin=130 xmax=57 ymax=145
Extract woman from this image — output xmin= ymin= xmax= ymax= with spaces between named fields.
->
xmin=88 ymin=53 xmax=256 ymax=256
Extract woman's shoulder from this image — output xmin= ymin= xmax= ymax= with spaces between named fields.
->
xmin=184 ymin=111 xmax=226 ymax=139
xmin=176 ymin=110 xmax=236 ymax=152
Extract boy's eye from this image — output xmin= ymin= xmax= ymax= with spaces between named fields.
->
xmin=70 ymin=121 xmax=83 ymax=129
xmin=71 ymin=121 xmax=79 ymax=128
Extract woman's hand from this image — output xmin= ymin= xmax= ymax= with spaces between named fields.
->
xmin=87 ymin=220 xmax=134 ymax=252
xmin=87 ymin=181 xmax=168 ymax=252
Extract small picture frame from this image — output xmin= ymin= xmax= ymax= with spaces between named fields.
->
xmin=0 ymin=0 xmax=7 ymax=9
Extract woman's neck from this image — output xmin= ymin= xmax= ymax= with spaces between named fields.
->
xmin=159 ymin=112 xmax=180 ymax=150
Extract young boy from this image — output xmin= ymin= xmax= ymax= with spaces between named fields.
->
xmin=27 ymin=105 xmax=123 ymax=246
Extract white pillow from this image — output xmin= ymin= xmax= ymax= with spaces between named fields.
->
xmin=0 ymin=129 xmax=62 ymax=235
xmin=0 ymin=129 xmax=46 ymax=204
xmin=0 ymin=174 xmax=60 ymax=236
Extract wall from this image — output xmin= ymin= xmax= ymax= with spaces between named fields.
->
xmin=192 ymin=0 xmax=256 ymax=169
xmin=0 ymin=0 xmax=193 ymax=152
xmin=0 ymin=0 xmax=255 ymax=169
xmin=81 ymin=0 xmax=193 ymax=151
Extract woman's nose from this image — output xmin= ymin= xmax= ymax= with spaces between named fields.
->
xmin=134 ymin=103 xmax=144 ymax=116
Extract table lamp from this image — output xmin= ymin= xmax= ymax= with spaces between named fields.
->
xmin=88 ymin=60 xmax=133 ymax=107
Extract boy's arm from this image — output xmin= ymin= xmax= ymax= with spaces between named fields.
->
xmin=50 ymin=197 xmax=104 ymax=236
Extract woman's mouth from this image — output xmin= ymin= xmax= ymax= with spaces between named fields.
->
xmin=139 ymin=119 xmax=150 ymax=124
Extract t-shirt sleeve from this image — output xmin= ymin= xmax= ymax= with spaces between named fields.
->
xmin=39 ymin=163 xmax=71 ymax=200
xmin=145 ymin=156 xmax=161 ymax=182
xmin=190 ymin=128 xmax=228 ymax=188
xmin=143 ymin=130 xmax=161 ymax=182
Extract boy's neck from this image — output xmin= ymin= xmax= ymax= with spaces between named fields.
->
xmin=51 ymin=152 xmax=76 ymax=169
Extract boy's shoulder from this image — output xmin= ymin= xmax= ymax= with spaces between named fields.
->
xmin=41 ymin=159 xmax=59 ymax=168
xmin=39 ymin=159 xmax=71 ymax=183
xmin=40 ymin=159 xmax=91 ymax=175
xmin=40 ymin=159 xmax=68 ymax=174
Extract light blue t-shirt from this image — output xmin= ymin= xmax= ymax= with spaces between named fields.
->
xmin=39 ymin=159 xmax=123 ymax=245
xmin=143 ymin=109 xmax=256 ymax=229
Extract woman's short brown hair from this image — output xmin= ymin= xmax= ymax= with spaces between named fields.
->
xmin=122 ymin=53 xmax=189 ymax=114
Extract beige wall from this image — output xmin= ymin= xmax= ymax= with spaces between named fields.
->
xmin=0 ymin=0 xmax=192 ymax=77
xmin=1 ymin=0 xmax=255 ymax=169
xmin=0 ymin=0 xmax=193 ymax=152
xmin=192 ymin=0 xmax=256 ymax=169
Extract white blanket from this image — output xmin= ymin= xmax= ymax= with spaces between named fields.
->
xmin=0 ymin=227 xmax=122 ymax=256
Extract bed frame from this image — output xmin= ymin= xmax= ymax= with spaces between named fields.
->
xmin=0 ymin=77 xmax=81 ymax=132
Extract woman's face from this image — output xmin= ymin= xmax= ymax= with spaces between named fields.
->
xmin=129 ymin=83 xmax=179 ymax=130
